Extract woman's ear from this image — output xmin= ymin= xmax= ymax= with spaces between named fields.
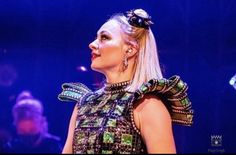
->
xmin=126 ymin=45 xmax=138 ymax=58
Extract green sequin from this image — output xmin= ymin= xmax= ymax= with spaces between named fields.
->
xmin=121 ymin=93 xmax=132 ymax=100
xmin=110 ymin=93 xmax=119 ymax=100
xmin=159 ymin=79 xmax=165 ymax=86
xmin=121 ymin=134 xmax=133 ymax=146
xmin=177 ymin=80 xmax=184 ymax=89
xmin=102 ymin=150 xmax=113 ymax=154
xmin=171 ymin=81 xmax=185 ymax=94
xmin=106 ymin=118 xmax=116 ymax=127
xmin=80 ymin=117 xmax=104 ymax=127
xmin=113 ymin=105 xmax=125 ymax=116
xmin=140 ymin=85 xmax=148 ymax=93
xmin=156 ymin=79 xmax=165 ymax=90
xmin=181 ymin=98 xmax=189 ymax=106
xmin=103 ymin=131 xmax=114 ymax=143
xmin=80 ymin=119 xmax=89 ymax=127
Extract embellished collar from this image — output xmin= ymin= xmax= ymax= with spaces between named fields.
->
xmin=104 ymin=80 xmax=131 ymax=94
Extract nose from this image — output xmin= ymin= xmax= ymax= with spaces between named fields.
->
xmin=89 ymin=39 xmax=99 ymax=51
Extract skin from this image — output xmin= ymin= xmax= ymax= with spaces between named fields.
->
xmin=89 ymin=20 xmax=137 ymax=84
xmin=63 ymin=20 xmax=176 ymax=154
xmin=17 ymin=119 xmax=41 ymax=135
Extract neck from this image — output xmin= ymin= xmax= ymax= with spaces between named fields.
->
xmin=104 ymin=59 xmax=135 ymax=84
xmin=105 ymin=71 xmax=130 ymax=84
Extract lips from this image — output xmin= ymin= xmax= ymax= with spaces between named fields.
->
xmin=91 ymin=53 xmax=100 ymax=61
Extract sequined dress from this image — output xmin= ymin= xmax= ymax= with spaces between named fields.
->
xmin=58 ymin=75 xmax=194 ymax=154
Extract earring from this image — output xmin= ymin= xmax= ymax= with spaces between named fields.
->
xmin=128 ymin=49 xmax=132 ymax=53
xmin=123 ymin=56 xmax=128 ymax=71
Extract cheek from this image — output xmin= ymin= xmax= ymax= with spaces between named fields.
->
xmin=97 ymin=51 xmax=123 ymax=69
xmin=100 ymin=43 xmax=123 ymax=62
xmin=91 ymin=40 xmax=125 ymax=71
xmin=103 ymin=51 xmax=122 ymax=62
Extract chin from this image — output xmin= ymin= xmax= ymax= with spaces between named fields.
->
xmin=91 ymin=63 xmax=103 ymax=73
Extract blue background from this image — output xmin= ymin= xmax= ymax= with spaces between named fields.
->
xmin=0 ymin=0 xmax=236 ymax=153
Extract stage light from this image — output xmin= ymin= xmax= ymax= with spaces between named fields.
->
xmin=229 ymin=74 xmax=236 ymax=90
xmin=76 ymin=66 xmax=87 ymax=72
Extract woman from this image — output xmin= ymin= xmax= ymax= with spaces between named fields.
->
xmin=58 ymin=9 xmax=193 ymax=154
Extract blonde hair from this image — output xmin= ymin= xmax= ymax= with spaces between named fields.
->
xmin=109 ymin=9 xmax=163 ymax=92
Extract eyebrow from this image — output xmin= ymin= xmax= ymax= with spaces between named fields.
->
xmin=97 ymin=30 xmax=111 ymax=36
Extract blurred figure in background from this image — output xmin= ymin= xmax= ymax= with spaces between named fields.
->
xmin=3 ymin=90 xmax=62 ymax=153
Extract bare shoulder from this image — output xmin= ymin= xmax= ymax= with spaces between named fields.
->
xmin=134 ymin=94 xmax=171 ymax=121
xmin=133 ymin=94 xmax=176 ymax=153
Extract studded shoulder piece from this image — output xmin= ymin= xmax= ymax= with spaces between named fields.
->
xmin=58 ymin=82 xmax=93 ymax=105
xmin=134 ymin=75 xmax=194 ymax=126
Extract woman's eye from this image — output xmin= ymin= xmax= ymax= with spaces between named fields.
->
xmin=100 ymin=35 xmax=109 ymax=40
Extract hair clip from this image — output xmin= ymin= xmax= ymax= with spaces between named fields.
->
xmin=126 ymin=9 xmax=153 ymax=29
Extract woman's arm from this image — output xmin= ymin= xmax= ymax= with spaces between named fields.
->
xmin=62 ymin=105 xmax=78 ymax=154
xmin=134 ymin=94 xmax=176 ymax=154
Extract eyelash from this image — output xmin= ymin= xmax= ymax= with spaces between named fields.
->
xmin=97 ymin=34 xmax=109 ymax=41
